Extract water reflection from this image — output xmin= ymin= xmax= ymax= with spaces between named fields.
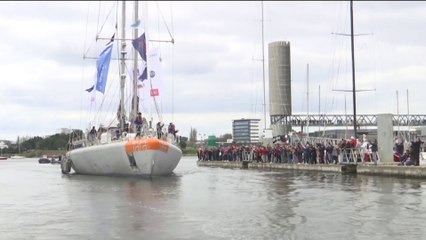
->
xmin=3 ymin=158 xmax=426 ymax=239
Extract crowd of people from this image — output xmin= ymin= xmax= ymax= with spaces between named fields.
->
xmin=197 ymin=135 xmax=425 ymax=166
xmin=394 ymin=137 xmax=424 ymax=166
xmin=197 ymin=136 xmax=374 ymax=165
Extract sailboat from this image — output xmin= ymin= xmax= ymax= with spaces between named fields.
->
xmin=62 ymin=1 xmax=182 ymax=177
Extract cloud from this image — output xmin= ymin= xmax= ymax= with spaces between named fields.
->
xmin=0 ymin=1 xmax=425 ymax=142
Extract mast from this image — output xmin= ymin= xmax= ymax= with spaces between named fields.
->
xmin=318 ymin=84 xmax=320 ymax=132
xmin=261 ymin=1 xmax=266 ymax=130
xmin=350 ymin=0 xmax=357 ymax=138
xmin=396 ymin=90 xmax=400 ymax=134
xmin=306 ymin=63 xmax=310 ymax=136
xmin=119 ymin=1 xmax=127 ymax=132
xmin=345 ymin=95 xmax=348 ymax=139
xmin=131 ymin=1 xmax=139 ymax=123
xmin=407 ymin=89 xmax=410 ymax=139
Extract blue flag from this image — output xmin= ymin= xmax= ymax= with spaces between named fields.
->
xmin=132 ymin=33 xmax=146 ymax=61
xmin=139 ymin=66 xmax=147 ymax=82
xmin=96 ymin=43 xmax=113 ymax=94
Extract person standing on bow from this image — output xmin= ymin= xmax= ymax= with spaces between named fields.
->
xmin=134 ymin=112 xmax=143 ymax=138
xmin=156 ymin=122 xmax=164 ymax=139
xmin=89 ymin=126 xmax=97 ymax=144
xmin=168 ymin=122 xmax=177 ymax=141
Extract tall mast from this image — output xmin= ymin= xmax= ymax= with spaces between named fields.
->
xmin=318 ymin=84 xmax=320 ymax=132
xmin=131 ymin=1 xmax=139 ymax=123
xmin=119 ymin=1 xmax=127 ymax=132
xmin=396 ymin=90 xmax=400 ymax=134
xmin=261 ymin=1 xmax=266 ymax=130
xmin=407 ymin=89 xmax=410 ymax=137
xmin=350 ymin=0 xmax=357 ymax=138
xmin=306 ymin=63 xmax=310 ymax=135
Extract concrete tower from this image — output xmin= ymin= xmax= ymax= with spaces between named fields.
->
xmin=268 ymin=41 xmax=292 ymax=138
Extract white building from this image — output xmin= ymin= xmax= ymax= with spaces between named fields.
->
xmin=232 ymin=119 xmax=261 ymax=144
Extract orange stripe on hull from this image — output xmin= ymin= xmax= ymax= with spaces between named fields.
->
xmin=125 ymin=138 xmax=169 ymax=154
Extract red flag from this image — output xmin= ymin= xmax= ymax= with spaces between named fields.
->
xmin=150 ymin=89 xmax=159 ymax=96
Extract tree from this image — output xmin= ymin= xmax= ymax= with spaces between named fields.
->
xmin=21 ymin=136 xmax=43 ymax=150
xmin=216 ymin=133 xmax=232 ymax=143
xmin=179 ymin=140 xmax=187 ymax=149
xmin=189 ymin=127 xmax=197 ymax=143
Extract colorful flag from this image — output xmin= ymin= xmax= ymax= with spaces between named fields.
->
xmin=149 ymin=48 xmax=161 ymax=83
xmin=85 ymin=85 xmax=94 ymax=92
xmin=106 ymin=33 xmax=115 ymax=46
xmin=132 ymin=33 xmax=146 ymax=61
xmin=150 ymin=88 xmax=159 ymax=96
xmin=96 ymin=43 xmax=113 ymax=94
xmin=139 ymin=66 xmax=147 ymax=82
xmin=148 ymin=48 xmax=163 ymax=93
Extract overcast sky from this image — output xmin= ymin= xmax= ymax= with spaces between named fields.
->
xmin=0 ymin=1 xmax=425 ymax=142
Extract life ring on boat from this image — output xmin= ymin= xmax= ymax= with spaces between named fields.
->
xmin=61 ymin=158 xmax=72 ymax=174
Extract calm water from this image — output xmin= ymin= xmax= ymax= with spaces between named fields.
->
xmin=1 ymin=157 xmax=426 ymax=240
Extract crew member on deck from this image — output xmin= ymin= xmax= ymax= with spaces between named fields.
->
xmin=89 ymin=126 xmax=97 ymax=144
xmin=156 ymin=122 xmax=164 ymax=139
xmin=134 ymin=112 xmax=143 ymax=138
xmin=168 ymin=122 xmax=177 ymax=141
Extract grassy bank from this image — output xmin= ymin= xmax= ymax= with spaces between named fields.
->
xmin=23 ymin=150 xmax=66 ymax=158
xmin=182 ymin=147 xmax=197 ymax=156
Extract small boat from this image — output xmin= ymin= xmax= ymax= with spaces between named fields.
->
xmin=50 ymin=158 xmax=62 ymax=164
xmin=38 ymin=156 xmax=51 ymax=164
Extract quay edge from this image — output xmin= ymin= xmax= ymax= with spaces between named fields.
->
xmin=197 ymin=161 xmax=426 ymax=179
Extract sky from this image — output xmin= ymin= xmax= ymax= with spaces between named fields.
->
xmin=0 ymin=1 xmax=426 ymax=142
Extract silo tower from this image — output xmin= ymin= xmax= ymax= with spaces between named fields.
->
xmin=268 ymin=41 xmax=292 ymax=138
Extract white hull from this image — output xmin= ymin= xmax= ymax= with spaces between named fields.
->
xmin=66 ymin=137 xmax=182 ymax=177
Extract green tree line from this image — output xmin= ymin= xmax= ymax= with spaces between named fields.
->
xmin=1 ymin=130 xmax=84 ymax=156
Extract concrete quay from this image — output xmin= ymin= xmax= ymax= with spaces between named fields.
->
xmin=197 ymin=160 xmax=426 ymax=178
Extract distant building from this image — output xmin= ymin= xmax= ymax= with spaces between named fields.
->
xmin=232 ymin=119 xmax=261 ymax=144
xmin=58 ymin=128 xmax=72 ymax=134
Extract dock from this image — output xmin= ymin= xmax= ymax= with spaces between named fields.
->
xmin=197 ymin=160 xmax=426 ymax=178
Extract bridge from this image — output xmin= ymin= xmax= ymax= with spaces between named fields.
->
xmin=271 ymin=114 xmax=426 ymax=127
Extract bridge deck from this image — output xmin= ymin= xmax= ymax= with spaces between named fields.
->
xmin=271 ymin=114 xmax=426 ymax=127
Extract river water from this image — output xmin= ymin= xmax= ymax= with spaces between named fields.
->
xmin=1 ymin=157 xmax=425 ymax=240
